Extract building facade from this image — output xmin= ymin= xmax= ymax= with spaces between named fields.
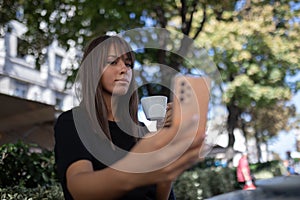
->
xmin=0 ymin=20 xmax=75 ymax=112
xmin=0 ymin=20 xmax=76 ymax=149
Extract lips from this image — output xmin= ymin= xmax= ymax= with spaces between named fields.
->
xmin=115 ymin=78 xmax=129 ymax=84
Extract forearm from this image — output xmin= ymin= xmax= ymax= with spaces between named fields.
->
xmin=67 ymin=167 xmax=134 ymax=200
xmin=156 ymin=181 xmax=172 ymax=200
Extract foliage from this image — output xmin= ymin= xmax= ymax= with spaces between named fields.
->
xmin=174 ymin=160 xmax=284 ymax=199
xmin=0 ymin=0 xmax=237 ymax=56
xmin=249 ymin=102 xmax=296 ymax=143
xmin=0 ymin=0 xmax=237 ymax=91
xmin=174 ymin=166 xmax=238 ymax=199
xmin=1 ymin=0 xmax=299 ymax=154
xmin=0 ymin=141 xmax=285 ymax=199
xmin=0 ymin=184 xmax=64 ymax=200
xmin=0 ymin=141 xmax=57 ymax=188
xmin=250 ymin=160 xmax=282 ymax=177
xmin=198 ymin=0 xmax=300 ymax=149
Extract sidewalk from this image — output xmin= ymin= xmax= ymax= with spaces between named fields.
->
xmin=207 ymin=176 xmax=300 ymax=200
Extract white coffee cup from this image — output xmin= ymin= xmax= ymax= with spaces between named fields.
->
xmin=141 ymin=95 xmax=168 ymax=121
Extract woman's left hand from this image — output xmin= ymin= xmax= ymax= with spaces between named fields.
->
xmin=164 ymin=102 xmax=173 ymax=127
xmin=157 ymin=102 xmax=173 ymax=129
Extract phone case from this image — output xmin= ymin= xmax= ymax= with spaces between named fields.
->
xmin=172 ymin=75 xmax=211 ymax=135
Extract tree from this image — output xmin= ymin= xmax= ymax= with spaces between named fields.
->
xmin=199 ymin=0 xmax=300 ymax=152
xmin=247 ymin=103 xmax=296 ymax=161
xmin=1 ymin=0 xmax=299 ymax=156
xmin=0 ymin=0 xmax=146 ymax=69
xmin=0 ymin=0 xmax=236 ymax=89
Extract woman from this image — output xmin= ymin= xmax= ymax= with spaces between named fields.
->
xmin=54 ymin=35 xmax=204 ymax=199
xmin=236 ymin=152 xmax=256 ymax=190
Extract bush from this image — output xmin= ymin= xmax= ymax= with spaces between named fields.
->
xmin=0 ymin=184 xmax=64 ymax=200
xmin=174 ymin=166 xmax=237 ymax=199
xmin=250 ymin=160 xmax=282 ymax=177
xmin=174 ymin=160 xmax=284 ymax=199
xmin=0 ymin=141 xmax=284 ymax=199
xmin=0 ymin=141 xmax=57 ymax=188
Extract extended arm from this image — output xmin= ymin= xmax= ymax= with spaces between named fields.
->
xmin=156 ymin=181 xmax=172 ymax=200
xmin=66 ymin=160 xmax=135 ymax=200
xmin=66 ymin=113 xmax=203 ymax=200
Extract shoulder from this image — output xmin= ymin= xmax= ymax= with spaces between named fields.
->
xmin=54 ymin=108 xmax=77 ymax=129
xmin=56 ymin=109 xmax=73 ymax=122
xmin=54 ymin=109 xmax=76 ymax=137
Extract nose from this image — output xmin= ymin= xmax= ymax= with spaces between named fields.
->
xmin=119 ymin=59 xmax=129 ymax=73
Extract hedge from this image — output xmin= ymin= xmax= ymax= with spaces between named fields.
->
xmin=174 ymin=166 xmax=238 ymax=200
xmin=0 ymin=141 xmax=283 ymax=199
xmin=0 ymin=185 xmax=64 ymax=200
xmin=0 ymin=141 xmax=57 ymax=188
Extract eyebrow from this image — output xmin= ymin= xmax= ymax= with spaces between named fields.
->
xmin=107 ymin=55 xmax=118 ymax=58
xmin=107 ymin=54 xmax=130 ymax=60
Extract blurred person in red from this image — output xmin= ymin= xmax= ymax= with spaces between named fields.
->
xmin=236 ymin=152 xmax=256 ymax=190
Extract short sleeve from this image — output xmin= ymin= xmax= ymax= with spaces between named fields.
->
xmin=54 ymin=110 xmax=93 ymax=181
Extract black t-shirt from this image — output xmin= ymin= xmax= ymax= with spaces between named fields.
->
xmin=54 ymin=109 xmax=175 ymax=200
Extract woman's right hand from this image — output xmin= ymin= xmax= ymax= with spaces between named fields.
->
xmin=65 ymin=113 xmax=205 ymax=200
xmin=112 ymin=113 xmax=205 ymax=188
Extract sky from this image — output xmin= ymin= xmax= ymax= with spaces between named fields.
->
xmin=268 ymin=90 xmax=300 ymax=159
xmin=268 ymin=72 xmax=300 ymax=159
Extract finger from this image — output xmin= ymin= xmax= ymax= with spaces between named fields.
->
xmin=163 ymin=121 xmax=171 ymax=127
xmin=163 ymin=113 xmax=172 ymax=127
xmin=166 ymin=102 xmax=173 ymax=110
xmin=163 ymin=119 xmax=172 ymax=127
xmin=161 ymin=105 xmax=172 ymax=128
xmin=165 ymin=104 xmax=173 ymax=119
xmin=165 ymin=107 xmax=172 ymax=120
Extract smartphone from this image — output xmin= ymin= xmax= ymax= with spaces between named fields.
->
xmin=171 ymin=75 xmax=211 ymax=135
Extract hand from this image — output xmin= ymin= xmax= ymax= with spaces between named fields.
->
xmin=164 ymin=102 xmax=173 ymax=127
xmin=156 ymin=103 xmax=173 ymax=129
xmin=112 ymin=113 xmax=205 ymax=187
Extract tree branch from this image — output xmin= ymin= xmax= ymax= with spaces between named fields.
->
xmin=155 ymin=5 xmax=167 ymax=28
xmin=180 ymin=0 xmax=187 ymax=34
xmin=193 ymin=4 xmax=206 ymax=40
xmin=185 ymin=0 xmax=198 ymax=35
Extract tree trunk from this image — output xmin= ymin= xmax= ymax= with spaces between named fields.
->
xmin=255 ymin=132 xmax=262 ymax=162
xmin=226 ymin=102 xmax=240 ymax=148
xmin=265 ymin=141 xmax=269 ymax=162
xmin=241 ymin=121 xmax=248 ymax=151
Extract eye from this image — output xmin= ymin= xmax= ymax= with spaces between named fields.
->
xmin=107 ymin=59 xmax=118 ymax=65
xmin=125 ymin=63 xmax=133 ymax=69
xmin=124 ymin=57 xmax=133 ymax=68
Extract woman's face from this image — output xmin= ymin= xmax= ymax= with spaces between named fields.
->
xmin=101 ymin=44 xmax=133 ymax=96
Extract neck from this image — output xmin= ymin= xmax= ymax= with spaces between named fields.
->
xmin=103 ymin=91 xmax=118 ymax=121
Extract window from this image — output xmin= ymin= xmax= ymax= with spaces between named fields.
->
xmin=33 ymin=92 xmax=40 ymax=101
xmin=54 ymin=54 xmax=63 ymax=73
xmin=14 ymin=80 xmax=28 ymax=98
xmin=17 ymin=38 xmax=27 ymax=58
xmin=55 ymin=93 xmax=64 ymax=110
